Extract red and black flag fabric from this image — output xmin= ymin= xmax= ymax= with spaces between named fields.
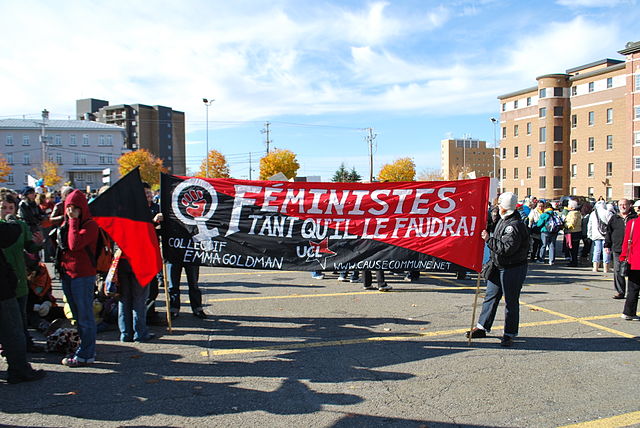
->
xmin=89 ymin=168 xmax=162 ymax=286
xmin=161 ymin=173 xmax=489 ymax=273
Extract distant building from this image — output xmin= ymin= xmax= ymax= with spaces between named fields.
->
xmin=440 ymin=138 xmax=497 ymax=180
xmin=77 ymin=98 xmax=186 ymax=175
xmin=497 ymin=41 xmax=640 ymax=200
xmin=0 ymin=116 xmax=124 ymax=190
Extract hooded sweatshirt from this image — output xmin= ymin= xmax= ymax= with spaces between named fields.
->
xmin=60 ymin=190 xmax=99 ymax=278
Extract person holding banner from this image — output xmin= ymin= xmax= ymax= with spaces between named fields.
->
xmin=467 ymin=192 xmax=529 ymax=347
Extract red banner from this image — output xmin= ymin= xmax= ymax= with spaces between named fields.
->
xmin=161 ymin=174 xmax=489 ymax=273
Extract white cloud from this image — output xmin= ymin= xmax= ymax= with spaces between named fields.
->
xmin=556 ymin=0 xmax=631 ymax=7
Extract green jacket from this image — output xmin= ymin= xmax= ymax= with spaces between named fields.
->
xmin=0 ymin=219 xmax=41 ymax=298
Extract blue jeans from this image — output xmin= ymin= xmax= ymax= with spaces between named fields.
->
xmin=539 ymin=232 xmax=558 ymax=263
xmin=0 ymin=297 xmax=31 ymax=378
xmin=61 ymin=274 xmax=96 ymax=362
xmin=592 ymin=239 xmax=610 ymax=264
xmin=118 ymin=269 xmax=151 ymax=341
xmin=167 ymin=262 xmax=201 ymax=314
xmin=478 ymin=264 xmax=527 ymax=337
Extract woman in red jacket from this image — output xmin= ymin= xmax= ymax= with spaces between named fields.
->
xmin=58 ymin=190 xmax=99 ymax=367
xmin=619 ymin=216 xmax=640 ymax=320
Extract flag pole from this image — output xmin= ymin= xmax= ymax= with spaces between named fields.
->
xmin=468 ymin=273 xmax=482 ymax=346
xmin=161 ymin=247 xmax=172 ymax=333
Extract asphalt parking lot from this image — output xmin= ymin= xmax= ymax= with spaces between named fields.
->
xmin=1 ymin=261 xmax=639 ymax=428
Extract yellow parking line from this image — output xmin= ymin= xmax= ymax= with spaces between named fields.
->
xmin=558 ymin=410 xmax=640 ymax=427
xmin=207 ymin=287 xmax=478 ymax=303
xmin=200 ymin=313 xmax=623 ymax=357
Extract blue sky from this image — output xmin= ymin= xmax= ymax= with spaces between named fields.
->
xmin=0 ymin=0 xmax=638 ymax=180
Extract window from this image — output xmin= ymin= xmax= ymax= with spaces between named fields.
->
xmin=502 ymin=168 xmax=507 ymax=180
xmin=635 ymin=157 xmax=640 ymax=170
xmin=539 ymin=176 xmax=546 ymax=189
xmin=526 ymin=144 xmax=531 ymax=157
xmin=22 ymin=135 xmax=29 ymax=146
xmin=6 ymin=174 xmax=13 ymax=184
xmin=527 ymin=167 xmax=531 ymax=179
xmin=553 ymin=176 xmax=562 ymax=189
xmin=6 ymin=135 xmax=13 ymax=146
xmin=554 ymin=106 xmax=563 ymax=116
xmin=99 ymin=135 xmax=105 ymax=146
xmin=635 ymin=106 xmax=640 ymax=120
xmin=539 ymin=107 xmax=547 ymax=118
xmin=588 ymin=111 xmax=594 ymax=125
xmin=82 ymin=134 xmax=89 ymax=146
xmin=502 ymin=103 xmax=506 ymax=112
xmin=635 ymin=131 xmax=640 ymax=146
xmin=527 ymin=187 xmax=531 ymax=196
xmin=607 ymin=77 xmax=613 ymax=88
xmin=70 ymin=135 xmax=76 ymax=146
xmin=539 ymin=127 xmax=546 ymax=143
xmin=571 ymin=86 xmax=577 ymax=96
xmin=553 ymin=150 xmax=563 ymax=166
xmin=588 ymin=187 xmax=594 ymax=198
xmin=571 ymin=139 xmax=577 ymax=153
xmin=571 ymin=187 xmax=577 ymax=195
xmin=554 ymin=87 xmax=563 ymax=96
xmin=23 ymin=153 xmax=30 ymax=165
xmin=588 ymin=163 xmax=594 ymax=177
xmin=635 ymin=74 xmax=640 ymax=91
xmin=514 ymin=100 xmax=518 ymax=109
xmin=76 ymin=172 xmax=84 ymax=182
xmin=514 ymin=146 xmax=519 ymax=158
xmin=501 ymin=147 xmax=507 ymax=159
xmin=74 ymin=153 xmax=79 ymax=165
xmin=514 ymin=124 xmax=519 ymax=137
xmin=100 ymin=154 xmax=106 ymax=164
xmin=606 ymin=108 xmax=613 ymax=124
xmin=513 ymin=188 xmax=518 ymax=197
xmin=502 ymin=127 xmax=506 ymax=138
xmin=56 ymin=153 xmax=63 ymax=164
xmin=588 ymin=137 xmax=595 ymax=151
xmin=606 ymin=187 xmax=613 ymax=200
xmin=588 ymin=82 xmax=594 ymax=92
xmin=106 ymin=135 xmax=113 ymax=146
xmin=606 ymin=162 xmax=613 ymax=177
xmin=527 ymin=97 xmax=531 ymax=106
xmin=571 ymin=164 xmax=577 ymax=178
xmin=7 ymin=153 xmax=13 ymax=164
xmin=514 ymin=168 xmax=519 ymax=179
xmin=526 ymin=122 xmax=532 ymax=135
xmin=571 ymin=114 xmax=577 ymax=128
xmin=554 ymin=126 xmax=563 ymax=141
xmin=539 ymin=88 xmax=546 ymax=98
xmin=23 ymin=173 xmax=28 ymax=184
xmin=80 ymin=155 xmax=87 ymax=165
xmin=539 ymin=151 xmax=546 ymax=167
xmin=607 ymin=135 xmax=613 ymax=150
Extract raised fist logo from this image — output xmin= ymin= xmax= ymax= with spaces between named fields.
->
xmin=181 ymin=189 xmax=206 ymax=218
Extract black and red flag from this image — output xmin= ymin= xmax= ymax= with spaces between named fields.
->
xmin=89 ymin=168 xmax=162 ymax=286
xmin=161 ymin=173 xmax=489 ymax=273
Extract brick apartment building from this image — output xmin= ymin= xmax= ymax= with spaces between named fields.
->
xmin=76 ymin=98 xmax=186 ymax=175
xmin=497 ymin=41 xmax=640 ymax=201
xmin=440 ymin=138 xmax=497 ymax=180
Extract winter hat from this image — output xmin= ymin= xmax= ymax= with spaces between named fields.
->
xmin=568 ymin=200 xmax=578 ymax=210
xmin=21 ymin=186 xmax=35 ymax=196
xmin=498 ymin=192 xmax=517 ymax=217
xmin=633 ymin=200 xmax=640 ymax=208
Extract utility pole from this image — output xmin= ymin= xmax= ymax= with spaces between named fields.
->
xmin=261 ymin=121 xmax=271 ymax=154
xmin=39 ymin=109 xmax=49 ymax=174
xmin=366 ymin=127 xmax=377 ymax=182
xmin=249 ymin=152 xmax=252 ymax=180
xmin=203 ymin=98 xmax=214 ymax=178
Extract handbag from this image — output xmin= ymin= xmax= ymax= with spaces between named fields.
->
xmin=620 ymin=220 xmax=635 ymax=277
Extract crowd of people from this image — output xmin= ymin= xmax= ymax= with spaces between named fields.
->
xmin=2 ymin=183 xmax=640 ymax=382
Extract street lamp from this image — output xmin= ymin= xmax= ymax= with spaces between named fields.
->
xmin=202 ymin=98 xmax=214 ymax=178
xmin=490 ymin=117 xmax=498 ymax=181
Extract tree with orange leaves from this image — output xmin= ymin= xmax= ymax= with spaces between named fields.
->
xmin=259 ymin=149 xmax=300 ymax=180
xmin=198 ymin=149 xmax=230 ymax=178
xmin=32 ymin=161 xmax=63 ymax=187
xmin=118 ymin=149 xmax=167 ymax=187
xmin=0 ymin=155 xmax=12 ymax=183
xmin=378 ymin=157 xmax=416 ymax=182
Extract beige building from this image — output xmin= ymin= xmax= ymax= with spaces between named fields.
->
xmin=76 ymin=99 xmax=186 ymax=175
xmin=441 ymin=138 xmax=497 ymax=180
xmin=497 ymin=41 xmax=640 ymax=200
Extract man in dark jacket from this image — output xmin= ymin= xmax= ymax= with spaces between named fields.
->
xmin=0 ymin=221 xmax=46 ymax=383
xmin=17 ymin=187 xmax=44 ymax=234
xmin=605 ymin=199 xmax=637 ymax=299
xmin=467 ymin=192 xmax=530 ymax=347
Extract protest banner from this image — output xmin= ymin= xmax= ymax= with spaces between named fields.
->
xmin=161 ymin=174 xmax=489 ymax=273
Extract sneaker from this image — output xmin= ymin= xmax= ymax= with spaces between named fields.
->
xmin=620 ymin=314 xmax=640 ymax=321
xmin=337 ymin=275 xmax=348 ymax=282
xmin=378 ymin=284 xmax=393 ymax=292
xmin=135 ymin=333 xmax=156 ymax=342
xmin=350 ymin=278 xmax=361 ymax=283
xmin=311 ymin=273 xmax=325 ymax=279
xmin=61 ymin=356 xmax=93 ymax=367
xmin=465 ymin=328 xmax=487 ymax=338
xmin=500 ymin=335 xmax=514 ymax=347
xmin=7 ymin=369 xmax=46 ymax=384
xmin=193 ymin=310 xmax=208 ymax=319
xmin=363 ymin=284 xmax=376 ymax=290
xmin=613 ymin=293 xmax=625 ymax=300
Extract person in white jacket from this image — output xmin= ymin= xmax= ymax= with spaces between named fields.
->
xmin=588 ymin=201 xmax=614 ymax=272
